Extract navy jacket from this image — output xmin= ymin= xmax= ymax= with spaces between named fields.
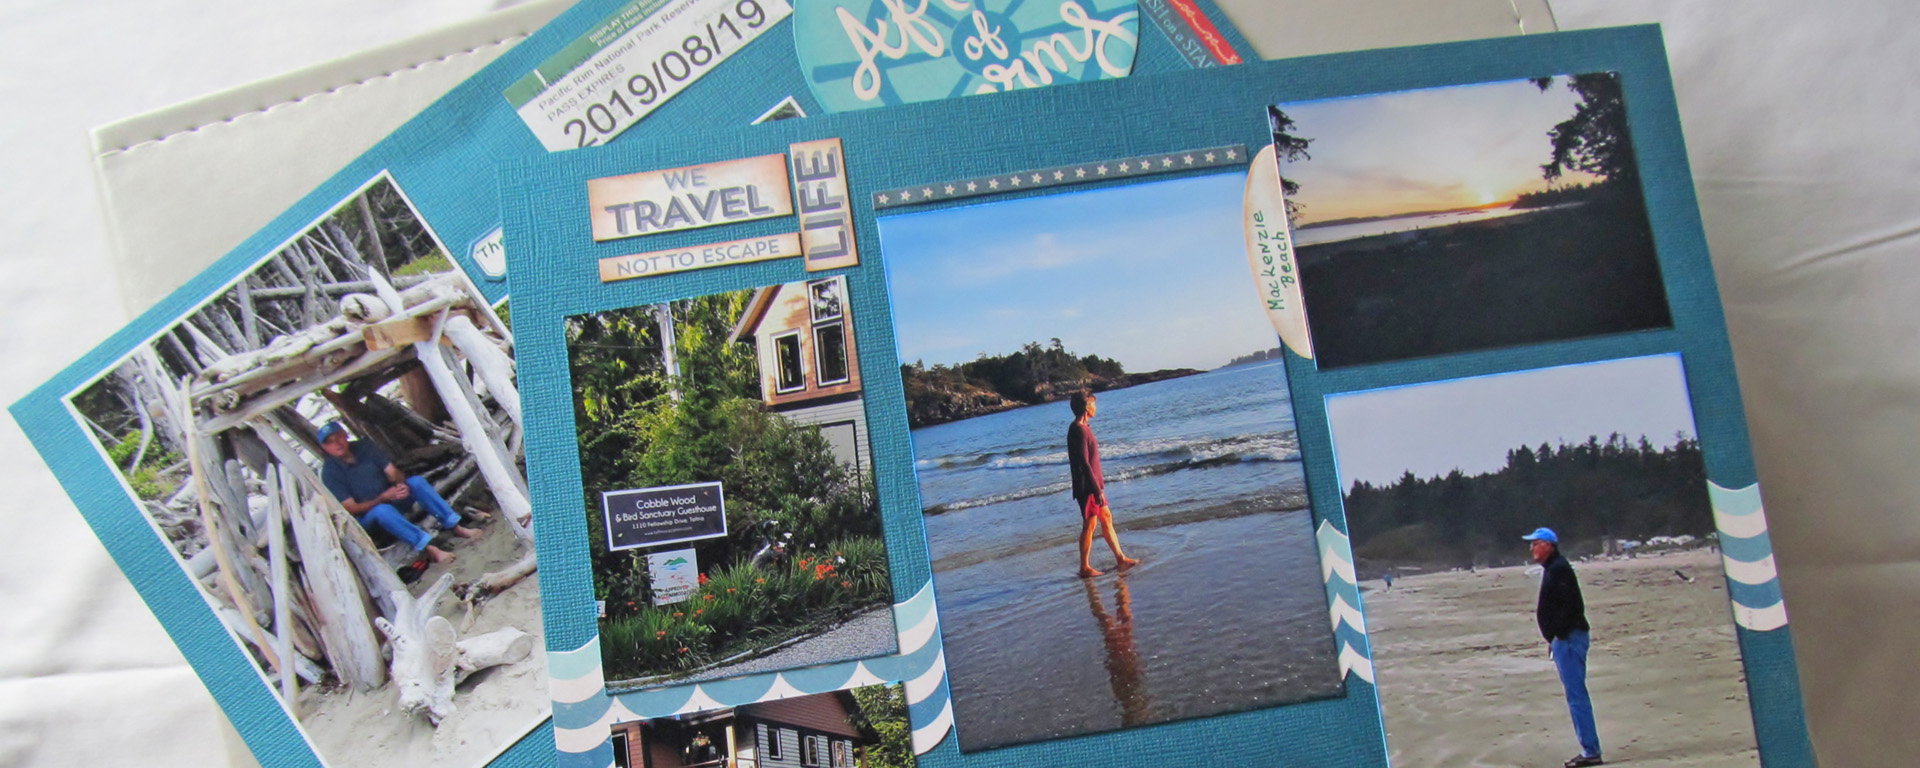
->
xmin=1536 ymin=551 xmax=1591 ymax=642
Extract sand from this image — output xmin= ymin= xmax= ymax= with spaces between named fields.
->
xmin=291 ymin=513 xmax=550 ymax=768
xmin=1363 ymin=548 xmax=1759 ymax=767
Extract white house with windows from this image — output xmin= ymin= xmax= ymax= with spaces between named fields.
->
xmin=729 ymin=276 xmax=870 ymax=479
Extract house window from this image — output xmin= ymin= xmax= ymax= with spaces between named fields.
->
xmin=802 ymin=734 xmax=826 ymax=766
xmin=813 ymin=321 xmax=849 ymax=385
xmin=830 ymin=740 xmax=849 ymax=768
xmin=612 ymin=732 xmax=631 ymax=768
xmin=773 ymin=332 xmax=805 ymax=393
xmin=762 ymin=725 xmax=785 ymax=761
xmin=809 ymin=279 xmax=844 ymax=322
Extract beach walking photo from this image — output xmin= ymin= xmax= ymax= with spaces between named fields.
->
xmin=64 ymin=175 xmax=544 ymax=768
xmin=565 ymin=277 xmax=897 ymax=691
xmin=1326 ymin=355 xmax=1759 ymax=768
xmin=879 ymin=172 xmax=1343 ymax=751
xmin=1272 ymin=74 xmax=1672 ymax=368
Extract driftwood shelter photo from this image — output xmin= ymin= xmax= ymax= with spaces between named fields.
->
xmin=66 ymin=176 xmax=546 ymax=767
xmin=566 ymin=276 xmax=896 ymax=691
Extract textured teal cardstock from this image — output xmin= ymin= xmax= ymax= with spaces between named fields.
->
xmin=504 ymin=24 xmax=1814 ymax=768
xmin=6 ymin=0 xmax=1253 ymax=766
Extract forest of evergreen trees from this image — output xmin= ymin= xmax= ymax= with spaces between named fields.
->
xmin=899 ymin=339 xmax=1129 ymax=427
xmin=1343 ymin=433 xmax=1711 ymax=572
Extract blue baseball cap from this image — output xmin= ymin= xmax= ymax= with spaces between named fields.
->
xmin=316 ymin=421 xmax=348 ymax=443
xmin=1521 ymin=527 xmax=1558 ymax=543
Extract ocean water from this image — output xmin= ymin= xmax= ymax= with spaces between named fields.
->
xmin=911 ymin=361 xmax=1344 ymax=751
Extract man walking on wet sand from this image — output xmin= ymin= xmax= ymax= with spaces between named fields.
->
xmin=1068 ymin=391 xmax=1138 ymax=578
xmin=1525 ymin=527 xmax=1603 ymax=768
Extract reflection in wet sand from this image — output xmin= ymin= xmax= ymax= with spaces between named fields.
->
xmin=1082 ymin=574 xmax=1152 ymax=726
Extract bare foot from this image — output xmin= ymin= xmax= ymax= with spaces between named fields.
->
xmin=452 ymin=525 xmax=485 ymax=540
xmin=1079 ymin=566 xmax=1104 ymax=578
xmin=1117 ymin=556 xmax=1140 ymax=571
xmin=425 ymin=546 xmax=456 ymax=564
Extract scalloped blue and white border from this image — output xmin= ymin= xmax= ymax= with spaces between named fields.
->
xmin=550 ymin=581 xmax=953 ymax=766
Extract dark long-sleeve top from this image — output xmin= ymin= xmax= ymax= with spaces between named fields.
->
xmin=1536 ymin=551 xmax=1591 ymax=641
xmin=1067 ymin=421 xmax=1105 ymax=503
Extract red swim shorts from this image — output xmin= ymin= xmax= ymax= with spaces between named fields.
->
xmin=1080 ymin=496 xmax=1107 ymax=520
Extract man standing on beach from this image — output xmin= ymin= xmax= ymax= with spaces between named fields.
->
xmin=1525 ymin=527 xmax=1602 ymax=768
xmin=1068 ymin=391 xmax=1139 ymax=578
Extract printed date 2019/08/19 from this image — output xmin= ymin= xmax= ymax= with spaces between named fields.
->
xmin=563 ymin=0 xmax=772 ymax=149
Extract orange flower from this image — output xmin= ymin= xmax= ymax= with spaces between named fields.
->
xmin=704 ymin=594 xmax=715 ymax=600
xmin=755 ymin=578 xmax=766 ymax=584
xmin=698 ymin=573 xmax=710 ymax=585
xmin=695 ymin=608 xmax=704 ymax=615
xmin=656 ymin=630 xmax=667 ymax=637
xmin=727 ymin=588 xmax=737 ymax=593
xmin=674 ymin=612 xmax=684 ymax=617
xmin=679 ymin=647 xmax=689 ymax=653
xmin=841 ymin=580 xmax=851 ymax=588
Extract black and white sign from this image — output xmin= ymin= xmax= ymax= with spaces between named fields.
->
xmin=602 ymin=481 xmax=727 ymax=550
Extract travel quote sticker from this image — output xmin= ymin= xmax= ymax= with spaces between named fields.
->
xmin=793 ymin=0 xmax=1140 ymax=113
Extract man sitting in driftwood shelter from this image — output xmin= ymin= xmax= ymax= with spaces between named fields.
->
xmin=318 ymin=421 xmax=482 ymax=564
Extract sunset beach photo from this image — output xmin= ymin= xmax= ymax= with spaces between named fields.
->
xmin=879 ymin=172 xmax=1342 ymax=751
xmin=1274 ymin=75 xmax=1672 ymax=368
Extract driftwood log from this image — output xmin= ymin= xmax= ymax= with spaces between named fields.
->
xmin=374 ymin=573 xmax=533 ymax=724
xmin=252 ymin=423 xmax=387 ymax=691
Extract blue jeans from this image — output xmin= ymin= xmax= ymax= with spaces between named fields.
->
xmin=356 ymin=476 xmax=461 ymax=552
xmin=1551 ymin=630 xmax=1601 ymax=758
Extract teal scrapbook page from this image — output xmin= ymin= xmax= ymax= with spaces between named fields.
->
xmin=502 ymin=24 xmax=1814 ymax=768
xmin=7 ymin=0 xmax=1252 ymax=766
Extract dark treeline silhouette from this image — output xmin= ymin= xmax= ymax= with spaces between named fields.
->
xmin=1344 ymin=433 xmax=1710 ymax=573
xmin=1511 ymin=181 xmax=1603 ymax=209
xmin=1225 ymin=346 xmax=1284 ymax=367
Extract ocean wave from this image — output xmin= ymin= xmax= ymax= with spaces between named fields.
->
xmin=920 ymin=433 xmax=1299 ymax=474
xmin=921 ymin=434 xmax=1303 ymax=515
xmin=923 ymin=481 xmax=1075 ymax=515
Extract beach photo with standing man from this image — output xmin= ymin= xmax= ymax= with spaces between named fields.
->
xmin=1328 ymin=355 xmax=1758 ymax=768
xmin=878 ymin=172 xmax=1343 ymax=752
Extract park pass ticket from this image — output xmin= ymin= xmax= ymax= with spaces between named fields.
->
xmin=504 ymin=0 xmax=794 ymax=152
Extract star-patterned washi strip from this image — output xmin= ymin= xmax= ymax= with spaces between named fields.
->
xmin=872 ymin=145 xmax=1247 ymax=210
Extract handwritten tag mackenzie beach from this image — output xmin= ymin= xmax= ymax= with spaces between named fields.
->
xmin=589 ymin=154 xmax=793 ymax=241
xmin=1244 ymin=144 xmax=1312 ymax=359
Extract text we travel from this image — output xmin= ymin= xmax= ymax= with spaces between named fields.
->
xmin=600 ymin=167 xmax=782 ymax=235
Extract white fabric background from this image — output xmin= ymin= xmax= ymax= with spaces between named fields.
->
xmin=1 ymin=0 xmax=1913 ymax=765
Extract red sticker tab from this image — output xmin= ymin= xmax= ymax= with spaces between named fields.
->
xmin=1165 ymin=0 xmax=1242 ymax=65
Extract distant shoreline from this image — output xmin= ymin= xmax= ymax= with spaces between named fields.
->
xmin=908 ymin=367 xmax=1203 ymax=429
xmin=1296 ymin=202 xmax=1512 ymax=230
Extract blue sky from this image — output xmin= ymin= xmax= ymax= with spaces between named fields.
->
xmin=877 ymin=172 xmax=1280 ymax=372
xmin=1325 ymin=354 xmax=1699 ymax=487
xmin=1278 ymin=77 xmax=1602 ymax=225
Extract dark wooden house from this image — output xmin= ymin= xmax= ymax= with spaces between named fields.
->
xmin=610 ymin=691 xmax=873 ymax=768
